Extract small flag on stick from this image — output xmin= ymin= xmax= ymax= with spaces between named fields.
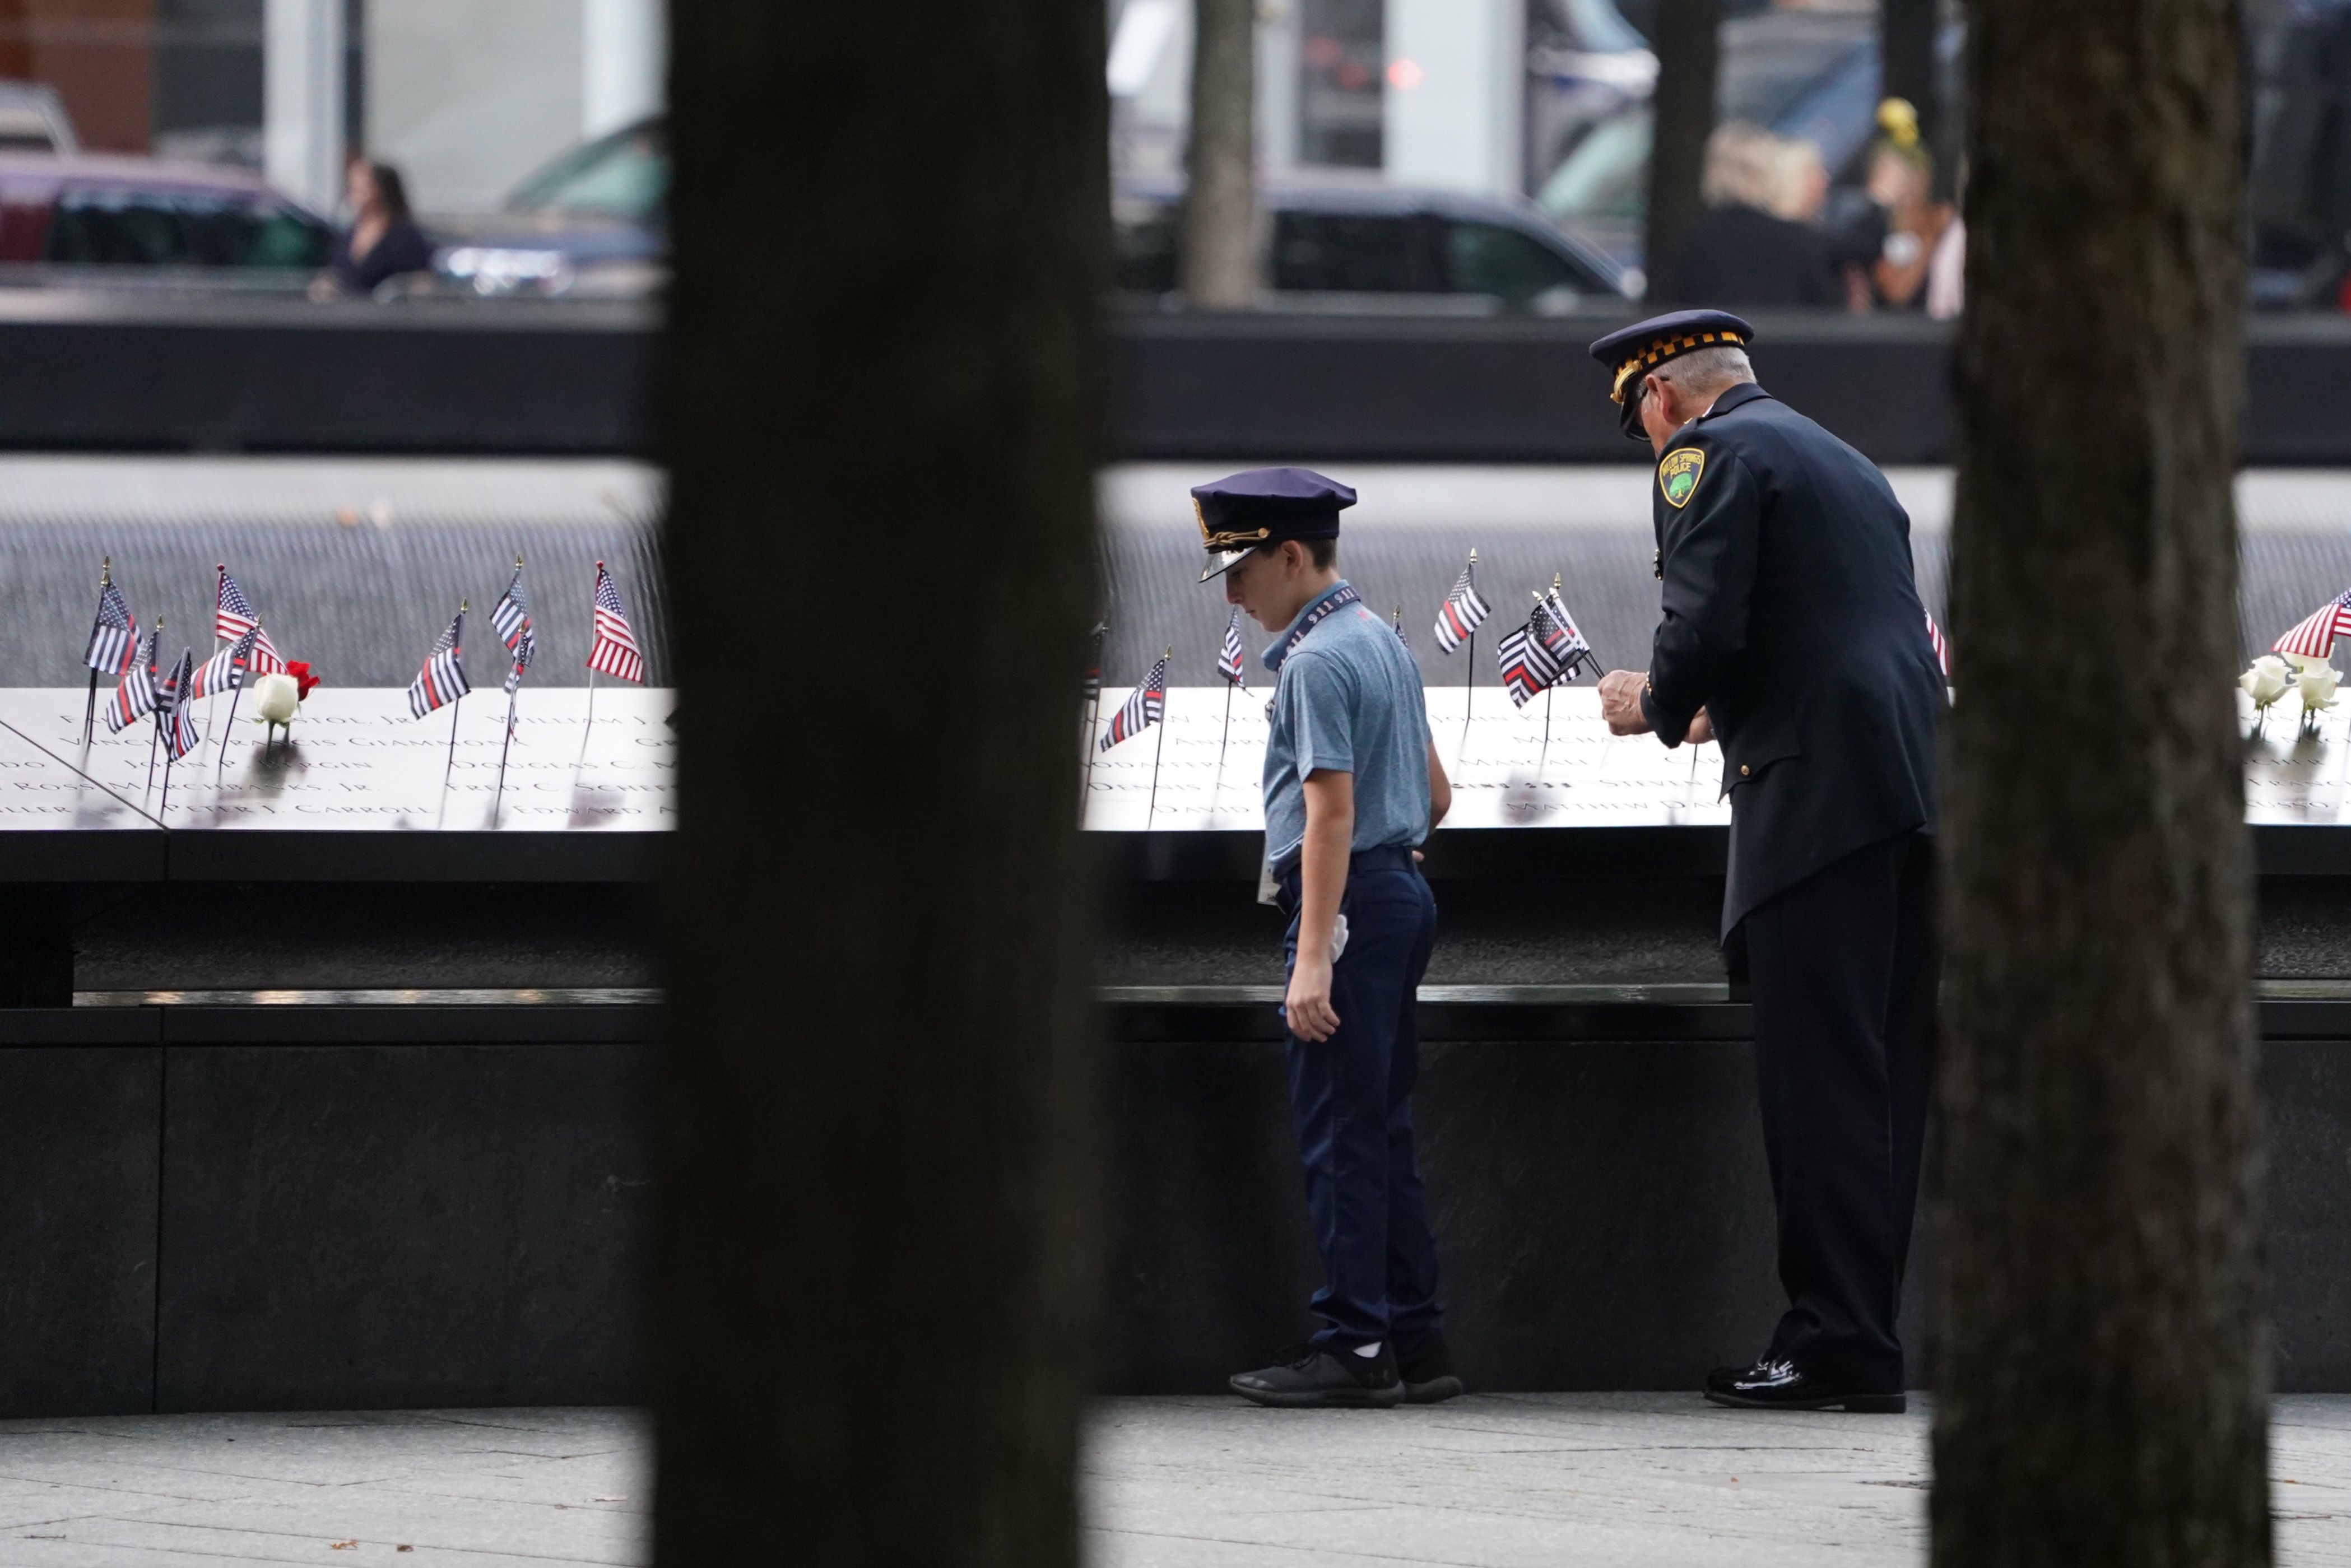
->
xmin=1535 ymin=578 xmax=1596 ymax=683
xmin=157 ymin=649 xmax=199 ymax=761
xmin=494 ymin=557 xmax=537 ymax=696
xmin=1497 ymin=602 xmax=1568 ymax=708
xmin=587 ymin=562 xmax=645 ymax=683
xmin=83 ymin=571 xmax=136 ymax=677
xmin=105 ymin=623 xmax=160 ymax=734
xmin=1925 ymin=609 xmax=1950 ymax=678
xmin=2275 ymin=588 xmax=2351 ymax=660
xmin=190 ymin=628 xmax=257 ymax=701
xmin=1100 ymin=650 xmax=1169 ymax=751
xmin=407 ymin=609 xmax=471 ymax=718
xmin=1216 ymin=608 xmax=1248 ymax=689
xmin=215 ymin=567 xmax=285 ymax=672
xmin=1433 ymin=556 xmax=1491 ymax=652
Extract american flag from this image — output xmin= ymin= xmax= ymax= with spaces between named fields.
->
xmin=1099 ymin=650 xmax=1169 ymax=751
xmin=1432 ymin=560 xmax=1490 ymax=653
xmin=1084 ymin=622 xmax=1107 ymax=701
xmin=1216 ymin=608 xmax=1248 ymax=688
xmin=1537 ymin=588 xmax=1596 ymax=682
xmin=494 ymin=564 xmax=536 ymax=696
xmin=1925 ymin=609 xmax=1950 ymax=678
xmin=587 ymin=562 xmax=645 ymax=683
xmin=156 ymin=648 xmax=199 ymax=761
xmin=83 ymin=579 xmax=136 ymax=676
xmin=189 ymin=628 xmax=257 ymax=700
xmin=407 ymin=611 xmax=471 ymax=719
xmin=1497 ymin=602 xmax=1567 ymax=708
xmin=215 ymin=568 xmax=285 ymax=672
xmin=104 ymin=626 xmax=159 ymax=734
xmin=2275 ymin=589 xmax=2351 ymax=660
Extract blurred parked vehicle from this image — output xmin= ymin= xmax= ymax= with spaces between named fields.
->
xmin=0 ymin=81 xmax=75 ymax=155
xmin=1535 ymin=8 xmax=1960 ymax=273
xmin=412 ymin=117 xmax=667 ymax=299
xmin=0 ymin=153 xmax=331 ymax=290
xmin=2247 ymin=0 xmax=2351 ymax=307
xmin=1115 ymin=175 xmax=1636 ymax=312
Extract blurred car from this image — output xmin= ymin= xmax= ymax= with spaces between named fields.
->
xmin=1534 ymin=8 xmax=1961 ymax=272
xmin=1115 ymin=175 xmax=1636 ymax=312
xmin=0 ymin=81 xmax=75 ymax=155
xmin=0 ymin=153 xmax=331 ymax=290
xmin=414 ymin=117 xmax=667 ymax=299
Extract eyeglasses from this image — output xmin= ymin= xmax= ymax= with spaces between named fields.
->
xmin=1619 ymin=376 xmax=1651 ymax=441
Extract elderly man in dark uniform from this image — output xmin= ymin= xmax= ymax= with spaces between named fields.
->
xmin=1590 ymin=310 xmax=1943 ymax=1413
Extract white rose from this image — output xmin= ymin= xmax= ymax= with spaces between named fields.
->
xmin=2242 ymin=655 xmax=2292 ymax=708
xmin=249 ymin=672 xmax=300 ymax=725
xmin=2283 ymin=652 xmax=2334 ymax=673
xmin=2299 ymin=663 xmax=2341 ymax=713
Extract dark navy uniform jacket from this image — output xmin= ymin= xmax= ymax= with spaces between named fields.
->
xmin=1636 ymin=381 xmax=1943 ymax=936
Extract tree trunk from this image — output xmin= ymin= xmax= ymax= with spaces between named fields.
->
xmin=1934 ymin=0 xmax=2268 ymax=1558
xmin=1642 ymin=0 xmax=1718 ymax=303
xmin=1880 ymin=0 xmax=1941 ymax=189
xmin=653 ymin=2 xmax=1108 ymax=1562
xmin=1182 ymin=0 xmax=1258 ymax=308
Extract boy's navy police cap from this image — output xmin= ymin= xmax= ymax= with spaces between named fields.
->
xmin=1192 ymin=467 xmax=1357 ymax=582
xmin=1588 ymin=309 xmax=1754 ymax=406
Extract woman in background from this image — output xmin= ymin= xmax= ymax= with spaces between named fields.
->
xmin=315 ymin=159 xmax=431 ymax=298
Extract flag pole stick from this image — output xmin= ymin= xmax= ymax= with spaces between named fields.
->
xmin=444 ymin=599 xmax=468 ymax=785
xmin=143 ymin=617 xmax=163 ymax=788
xmin=1080 ymin=649 xmax=1103 ymax=822
xmin=160 ymin=751 xmax=172 ymax=813
xmin=495 ymin=689 xmax=517 ymax=818
xmin=1145 ymin=645 xmax=1172 ymax=829
xmin=216 ymin=641 xmax=252 ymax=776
xmin=82 ymin=557 xmax=109 ymax=746
xmin=146 ymin=719 xmax=160 ymax=789
xmin=579 ymin=670 xmax=598 ymax=765
xmin=1215 ymin=677 xmax=1233 ymax=802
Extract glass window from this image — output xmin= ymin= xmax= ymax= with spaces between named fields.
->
xmin=1272 ymin=211 xmax=1429 ymax=292
xmin=44 ymin=189 xmax=333 ymax=268
xmin=507 ymin=122 xmax=670 ymax=224
xmin=1444 ymin=221 xmax=1585 ymax=303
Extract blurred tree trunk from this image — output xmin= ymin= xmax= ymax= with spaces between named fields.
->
xmin=1643 ymin=0 xmax=1718 ymax=302
xmin=1182 ymin=0 xmax=1257 ymax=308
xmin=653 ymin=1 xmax=1108 ymax=1563
xmin=1935 ymin=0 xmax=2268 ymax=1558
xmin=1880 ymin=0 xmax=1941 ymax=189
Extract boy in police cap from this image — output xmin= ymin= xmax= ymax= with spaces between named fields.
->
xmin=1588 ymin=309 xmax=1942 ymax=1413
xmin=1196 ymin=467 xmax=1462 ymax=1408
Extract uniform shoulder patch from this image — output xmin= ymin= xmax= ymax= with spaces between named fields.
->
xmin=1658 ymin=447 xmax=1706 ymax=509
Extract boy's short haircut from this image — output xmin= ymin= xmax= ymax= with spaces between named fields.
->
xmin=1258 ymin=537 xmax=1339 ymax=570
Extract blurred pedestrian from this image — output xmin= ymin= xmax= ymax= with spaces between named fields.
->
xmin=1660 ymin=123 xmax=1842 ymax=308
xmin=1859 ymin=100 xmax=1956 ymax=311
xmin=313 ymin=157 xmax=431 ymax=299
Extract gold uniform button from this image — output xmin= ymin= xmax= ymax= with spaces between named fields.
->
xmin=1739 ymin=764 xmax=1750 ymax=776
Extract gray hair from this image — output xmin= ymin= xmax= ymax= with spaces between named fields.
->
xmin=1651 ymin=345 xmax=1755 ymax=395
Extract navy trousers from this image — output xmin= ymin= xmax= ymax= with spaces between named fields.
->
xmin=1277 ymin=846 xmax=1444 ymax=1348
xmin=1735 ymin=831 xmax=1936 ymax=1393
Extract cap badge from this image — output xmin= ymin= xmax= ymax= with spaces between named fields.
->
xmin=1658 ymin=449 xmax=1706 ymax=510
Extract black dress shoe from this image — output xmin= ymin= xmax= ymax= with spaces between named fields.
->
xmin=1230 ymin=1342 xmax=1405 ymax=1408
xmin=1703 ymin=1356 xmax=1906 ymax=1413
xmin=1394 ymin=1330 xmax=1465 ymax=1404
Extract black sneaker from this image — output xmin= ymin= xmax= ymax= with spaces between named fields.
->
xmin=1229 ymin=1342 xmax=1405 ymax=1408
xmin=1703 ymin=1356 xmax=1906 ymax=1413
xmin=1394 ymin=1330 xmax=1465 ymax=1404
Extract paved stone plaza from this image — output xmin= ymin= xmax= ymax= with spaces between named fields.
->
xmin=0 ymin=1397 xmax=2341 ymax=1565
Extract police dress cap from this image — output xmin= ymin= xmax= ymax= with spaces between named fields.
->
xmin=1192 ymin=467 xmax=1358 ymax=582
xmin=1589 ymin=310 xmax=1755 ymax=435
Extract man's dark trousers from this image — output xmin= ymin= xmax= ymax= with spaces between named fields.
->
xmin=1277 ymin=846 xmax=1443 ymax=1348
xmin=1737 ymin=831 xmax=1936 ymax=1393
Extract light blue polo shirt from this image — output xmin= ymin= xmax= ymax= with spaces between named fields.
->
xmin=1261 ymin=580 xmax=1435 ymax=874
